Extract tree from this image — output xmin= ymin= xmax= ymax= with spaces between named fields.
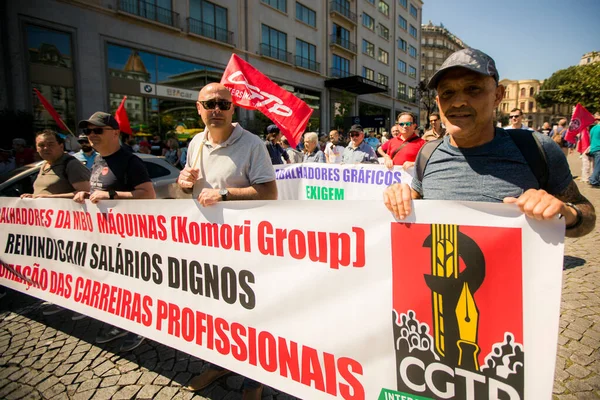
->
xmin=417 ymin=81 xmax=437 ymax=129
xmin=536 ymin=62 xmax=600 ymax=111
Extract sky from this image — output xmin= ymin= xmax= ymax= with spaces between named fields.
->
xmin=421 ymin=0 xmax=600 ymax=81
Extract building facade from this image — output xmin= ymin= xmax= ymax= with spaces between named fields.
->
xmin=418 ymin=21 xmax=466 ymax=127
xmin=579 ymin=51 xmax=600 ymax=66
xmin=0 ymin=0 xmax=422 ymax=143
xmin=497 ymin=79 xmax=571 ymax=129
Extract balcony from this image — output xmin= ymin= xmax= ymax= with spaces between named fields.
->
xmin=329 ymin=68 xmax=351 ymax=79
xmin=329 ymin=1 xmax=357 ymax=24
xmin=295 ymin=56 xmax=320 ymax=73
xmin=397 ymin=93 xmax=417 ymax=104
xmin=118 ymin=0 xmax=179 ymax=28
xmin=187 ymin=18 xmax=234 ymax=46
xmin=260 ymin=43 xmax=293 ymax=64
xmin=330 ymin=34 xmax=357 ymax=54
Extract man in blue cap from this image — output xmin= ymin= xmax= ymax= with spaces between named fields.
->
xmin=383 ymin=48 xmax=595 ymax=238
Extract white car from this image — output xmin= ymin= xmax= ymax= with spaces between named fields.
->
xmin=0 ymin=153 xmax=180 ymax=199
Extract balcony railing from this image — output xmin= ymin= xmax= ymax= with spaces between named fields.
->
xmin=295 ymin=56 xmax=320 ymax=73
xmin=329 ymin=1 xmax=357 ymax=23
xmin=397 ymin=93 xmax=417 ymax=104
xmin=260 ymin=43 xmax=293 ymax=64
xmin=118 ymin=0 xmax=178 ymax=28
xmin=378 ymin=26 xmax=390 ymax=41
xmin=330 ymin=68 xmax=351 ymax=79
xmin=187 ymin=18 xmax=234 ymax=46
xmin=330 ymin=34 xmax=357 ymax=53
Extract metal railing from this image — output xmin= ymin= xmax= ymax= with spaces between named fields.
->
xmin=118 ymin=0 xmax=178 ymax=27
xmin=330 ymin=68 xmax=351 ymax=78
xmin=378 ymin=26 xmax=390 ymax=41
xmin=295 ymin=56 xmax=320 ymax=72
xmin=187 ymin=18 xmax=234 ymax=46
xmin=329 ymin=1 xmax=357 ymax=23
xmin=260 ymin=43 xmax=293 ymax=64
xmin=330 ymin=34 xmax=357 ymax=53
xmin=397 ymin=93 xmax=417 ymax=103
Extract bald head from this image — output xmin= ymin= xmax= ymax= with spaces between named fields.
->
xmin=198 ymin=83 xmax=232 ymax=102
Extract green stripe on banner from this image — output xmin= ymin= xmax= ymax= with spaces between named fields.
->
xmin=377 ymin=388 xmax=433 ymax=400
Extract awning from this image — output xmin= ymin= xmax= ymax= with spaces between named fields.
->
xmin=324 ymin=75 xmax=388 ymax=95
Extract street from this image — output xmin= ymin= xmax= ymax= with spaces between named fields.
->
xmin=1 ymin=152 xmax=599 ymax=399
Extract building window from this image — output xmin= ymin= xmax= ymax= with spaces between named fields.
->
xmin=189 ymin=0 xmax=230 ymax=44
xmin=296 ymin=2 xmax=316 ymax=27
xmin=398 ymin=37 xmax=407 ymax=52
xmin=27 ymin=24 xmax=76 ymax=131
xmin=409 ymin=45 xmax=417 ymax=58
xmin=296 ymin=39 xmax=317 ymax=71
xmin=409 ymin=4 xmax=418 ymax=18
xmin=408 ymin=86 xmax=416 ymax=101
xmin=262 ymin=0 xmax=287 ymax=13
xmin=366 ymin=0 xmax=375 ymax=4
xmin=398 ymin=15 xmax=407 ymax=30
xmin=362 ymin=39 xmax=375 ymax=57
xmin=378 ymin=24 xmax=390 ymax=40
xmin=378 ymin=0 xmax=389 ymax=16
xmin=119 ymin=0 xmax=176 ymax=26
xmin=520 ymin=102 xmax=525 ymax=110
xmin=408 ymin=65 xmax=416 ymax=78
xmin=362 ymin=67 xmax=374 ymax=80
xmin=332 ymin=54 xmax=350 ymax=78
xmin=520 ymin=88 xmax=526 ymax=97
xmin=378 ymin=48 xmax=389 ymax=64
xmin=399 ymin=0 xmax=407 ymax=8
xmin=529 ymin=87 xmax=534 ymax=97
xmin=398 ymin=81 xmax=407 ymax=98
xmin=409 ymin=25 xmax=418 ymax=38
xmin=377 ymin=73 xmax=388 ymax=87
xmin=332 ymin=24 xmax=352 ymax=50
xmin=363 ymin=13 xmax=375 ymax=30
xmin=529 ymin=101 xmax=534 ymax=111
xmin=397 ymin=59 xmax=407 ymax=73
xmin=261 ymin=25 xmax=288 ymax=62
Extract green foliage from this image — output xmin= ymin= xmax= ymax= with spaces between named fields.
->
xmin=536 ymin=62 xmax=600 ymax=111
xmin=417 ymin=81 xmax=437 ymax=129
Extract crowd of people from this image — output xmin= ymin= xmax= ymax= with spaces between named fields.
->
xmin=1 ymin=47 xmax=598 ymax=399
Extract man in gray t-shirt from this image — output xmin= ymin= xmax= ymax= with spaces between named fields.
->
xmin=383 ymin=48 xmax=595 ymax=238
xmin=178 ymin=83 xmax=276 ymax=399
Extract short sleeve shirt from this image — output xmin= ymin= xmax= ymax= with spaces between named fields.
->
xmin=342 ymin=141 xmax=378 ymax=164
xmin=412 ymin=128 xmax=572 ymax=201
xmin=186 ymin=123 xmax=276 ymax=198
xmin=324 ymin=142 xmax=345 ymax=163
xmin=90 ymin=147 xmax=150 ymax=193
xmin=387 ymin=135 xmax=426 ymax=165
xmin=33 ymin=154 xmax=91 ymax=196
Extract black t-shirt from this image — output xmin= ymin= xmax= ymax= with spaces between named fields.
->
xmin=90 ymin=147 xmax=150 ymax=193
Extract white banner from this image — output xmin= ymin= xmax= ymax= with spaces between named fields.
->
xmin=275 ymin=163 xmax=413 ymax=200
xmin=0 ymin=198 xmax=564 ymax=400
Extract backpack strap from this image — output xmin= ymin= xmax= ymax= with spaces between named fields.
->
xmin=390 ymin=135 xmax=420 ymax=160
xmin=415 ymin=139 xmax=443 ymax=182
xmin=60 ymin=155 xmax=78 ymax=183
xmin=506 ymin=129 xmax=549 ymax=191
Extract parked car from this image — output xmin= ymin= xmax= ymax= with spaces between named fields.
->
xmin=0 ymin=153 xmax=180 ymax=199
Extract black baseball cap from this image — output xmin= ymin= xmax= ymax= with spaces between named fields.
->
xmin=266 ymin=124 xmax=280 ymax=134
xmin=427 ymin=48 xmax=499 ymax=90
xmin=349 ymin=124 xmax=363 ymax=133
xmin=78 ymin=112 xmax=120 ymax=130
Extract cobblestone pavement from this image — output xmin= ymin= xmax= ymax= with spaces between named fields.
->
xmin=1 ymin=153 xmax=599 ymax=400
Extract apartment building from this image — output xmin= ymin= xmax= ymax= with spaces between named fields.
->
xmin=0 ymin=0 xmax=422 ymax=139
xmin=418 ymin=21 xmax=466 ymax=127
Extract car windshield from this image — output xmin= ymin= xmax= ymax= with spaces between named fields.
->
xmin=0 ymin=164 xmax=40 ymax=184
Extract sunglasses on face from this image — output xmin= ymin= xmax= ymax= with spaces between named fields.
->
xmin=82 ymin=127 xmax=110 ymax=136
xmin=510 ymin=115 xmax=521 ymax=119
xmin=398 ymin=122 xmax=413 ymax=127
xmin=198 ymin=100 xmax=232 ymax=110
xmin=350 ymin=132 xmax=362 ymax=137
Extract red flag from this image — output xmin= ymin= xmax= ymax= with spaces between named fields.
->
xmin=115 ymin=96 xmax=133 ymax=135
xmin=220 ymin=54 xmax=313 ymax=148
xmin=565 ymin=103 xmax=595 ymax=144
xmin=33 ymin=88 xmax=68 ymax=131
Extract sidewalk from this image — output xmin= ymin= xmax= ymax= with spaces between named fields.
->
xmin=1 ymin=153 xmax=599 ymax=399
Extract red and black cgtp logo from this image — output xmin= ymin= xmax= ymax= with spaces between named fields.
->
xmin=390 ymin=224 xmax=524 ymax=400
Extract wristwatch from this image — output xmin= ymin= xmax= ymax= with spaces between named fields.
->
xmin=564 ymin=202 xmax=583 ymax=230
xmin=219 ymin=188 xmax=229 ymax=201
xmin=108 ymin=189 xmax=117 ymax=200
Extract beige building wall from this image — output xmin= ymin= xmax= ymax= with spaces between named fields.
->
xmin=498 ymin=78 xmax=571 ymax=129
xmin=579 ymin=51 xmax=600 ymax=65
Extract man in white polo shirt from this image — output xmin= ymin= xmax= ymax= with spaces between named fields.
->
xmin=178 ymin=83 xmax=277 ymax=400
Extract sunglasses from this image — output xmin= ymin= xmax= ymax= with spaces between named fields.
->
xmin=198 ymin=100 xmax=232 ymax=110
xmin=82 ymin=127 xmax=110 ymax=135
xmin=398 ymin=122 xmax=413 ymax=127
xmin=509 ymin=115 xmax=521 ymax=119
xmin=350 ymin=132 xmax=362 ymax=137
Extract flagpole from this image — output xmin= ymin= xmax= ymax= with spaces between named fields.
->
xmin=58 ymin=118 xmax=76 ymax=136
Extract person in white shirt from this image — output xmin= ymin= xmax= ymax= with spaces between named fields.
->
xmin=324 ymin=130 xmax=345 ymax=163
xmin=504 ymin=108 xmax=533 ymax=131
